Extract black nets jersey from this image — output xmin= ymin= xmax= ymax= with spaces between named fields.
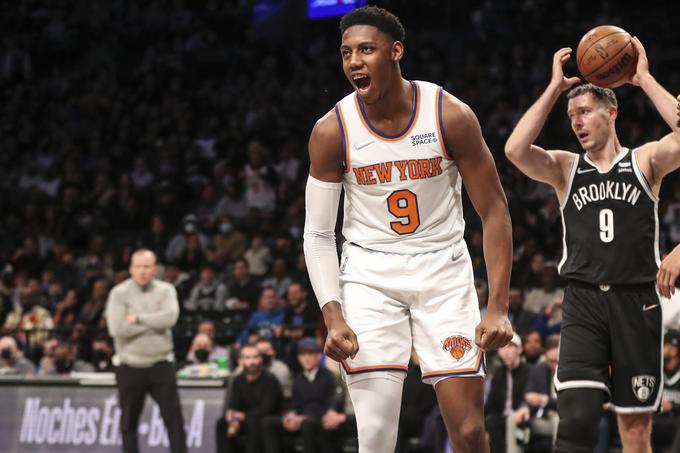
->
xmin=558 ymin=148 xmax=660 ymax=284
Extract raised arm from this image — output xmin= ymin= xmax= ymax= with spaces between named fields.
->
xmin=442 ymin=93 xmax=513 ymax=350
xmin=303 ymin=109 xmax=359 ymax=362
xmin=626 ymin=38 xmax=680 ymax=188
xmin=505 ymin=48 xmax=578 ymax=196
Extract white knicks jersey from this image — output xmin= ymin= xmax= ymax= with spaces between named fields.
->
xmin=336 ymin=80 xmax=464 ymax=254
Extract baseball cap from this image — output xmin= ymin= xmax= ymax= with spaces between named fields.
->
xmin=665 ymin=329 xmax=680 ymax=347
xmin=297 ymin=337 xmax=321 ymax=353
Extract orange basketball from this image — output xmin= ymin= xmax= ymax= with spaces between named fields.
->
xmin=576 ymin=25 xmax=637 ymax=88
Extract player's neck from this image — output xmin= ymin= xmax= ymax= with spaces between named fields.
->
xmin=585 ymin=135 xmax=623 ymax=168
xmin=361 ymin=77 xmax=412 ymax=121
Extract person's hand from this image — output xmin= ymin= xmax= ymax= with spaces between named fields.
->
xmin=475 ymin=308 xmax=514 ymax=350
xmin=657 ymin=245 xmax=680 ymax=298
xmin=525 ymin=392 xmax=549 ymax=408
xmin=226 ymin=410 xmax=245 ymax=422
xmin=126 ymin=314 xmax=138 ymax=324
xmin=322 ymin=409 xmax=347 ymax=430
xmin=625 ymin=37 xmax=650 ymax=87
xmin=661 ymin=399 xmax=673 ymax=413
xmin=282 ymin=412 xmax=303 ymax=432
xmin=514 ymin=406 xmax=531 ymax=425
xmin=322 ymin=303 xmax=359 ymax=362
xmin=549 ymin=48 xmax=581 ymax=92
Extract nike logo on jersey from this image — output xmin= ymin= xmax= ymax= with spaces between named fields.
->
xmin=577 ymin=167 xmax=596 ymax=174
xmin=643 ymin=303 xmax=659 ymax=311
xmin=354 ymin=140 xmax=375 ymax=151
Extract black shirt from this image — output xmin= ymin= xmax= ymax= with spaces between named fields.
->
xmin=292 ymin=367 xmax=337 ymax=418
xmin=229 ymin=371 xmax=283 ymax=418
xmin=559 ymin=149 xmax=658 ymax=284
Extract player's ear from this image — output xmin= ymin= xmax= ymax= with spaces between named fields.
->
xmin=609 ymin=105 xmax=618 ymax=121
xmin=392 ymin=41 xmax=404 ymax=63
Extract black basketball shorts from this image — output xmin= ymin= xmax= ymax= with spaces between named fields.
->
xmin=555 ymin=281 xmax=663 ymax=413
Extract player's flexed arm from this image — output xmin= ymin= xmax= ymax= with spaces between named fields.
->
xmin=505 ymin=48 xmax=579 ymax=199
xmin=303 ymin=110 xmax=359 ymax=362
xmin=441 ymin=92 xmax=513 ymax=350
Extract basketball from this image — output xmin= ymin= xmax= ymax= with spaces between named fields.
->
xmin=576 ymin=25 xmax=637 ymax=88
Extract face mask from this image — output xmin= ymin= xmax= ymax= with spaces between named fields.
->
xmin=55 ymin=358 xmax=73 ymax=374
xmin=219 ymin=223 xmax=233 ymax=234
xmin=92 ymin=350 xmax=110 ymax=367
xmin=195 ymin=349 xmax=210 ymax=363
xmin=1 ymin=348 xmax=14 ymax=361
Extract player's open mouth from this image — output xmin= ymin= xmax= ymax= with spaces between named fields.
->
xmin=578 ymin=132 xmax=589 ymax=141
xmin=353 ymin=74 xmax=371 ymax=95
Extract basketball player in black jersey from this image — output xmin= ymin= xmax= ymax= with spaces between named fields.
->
xmin=505 ymin=38 xmax=680 ymax=453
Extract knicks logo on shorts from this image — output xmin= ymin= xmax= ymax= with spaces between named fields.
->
xmin=442 ymin=335 xmax=472 ymax=361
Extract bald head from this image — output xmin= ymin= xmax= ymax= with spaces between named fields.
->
xmin=129 ymin=249 xmax=157 ymax=286
xmin=0 ymin=336 xmax=18 ymax=352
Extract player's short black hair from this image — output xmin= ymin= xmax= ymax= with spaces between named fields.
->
xmin=567 ymin=83 xmax=618 ymax=109
xmin=339 ymin=6 xmax=405 ymax=43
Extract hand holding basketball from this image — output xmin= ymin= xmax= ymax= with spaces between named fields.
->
xmin=625 ymin=37 xmax=649 ymax=86
xmin=550 ymin=47 xmax=581 ymax=93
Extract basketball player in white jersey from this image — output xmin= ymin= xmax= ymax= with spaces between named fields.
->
xmin=505 ymin=39 xmax=680 ymax=453
xmin=303 ymin=6 xmax=513 ymax=453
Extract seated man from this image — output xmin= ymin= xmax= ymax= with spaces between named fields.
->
xmin=216 ymin=344 xmax=282 ymax=453
xmin=0 ymin=335 xmax=35 ymax=375
xmin=262 ymin=338 xmax=351 ymax=453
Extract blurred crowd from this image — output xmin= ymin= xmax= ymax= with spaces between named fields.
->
xmin=1 ymin=0 xmax=680 ymax=451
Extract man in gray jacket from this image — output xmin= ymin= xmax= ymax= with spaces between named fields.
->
xmin=106 ymin=249 xmax=186 ymax=453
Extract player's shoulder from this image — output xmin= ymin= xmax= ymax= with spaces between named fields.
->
xmin=438 ymin=88 xmax=477 ymax=126
xmin=311 ymin=108 xmax=342 ymax=142
xmin=309 ymin=107 xmax=344 ymax=164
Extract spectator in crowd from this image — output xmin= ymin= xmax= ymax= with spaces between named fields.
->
xmin=213 ymin=214 xmax=247 ymax=266
xmin=186 ymin=320 xmax=229 ymax=363
xmin=256 ymin=338 xmax=293 ymax=399
xmin=3 ymin=278 xmax=53 ymax=351
xmin=184 ymin=265 xmax=228 ymax=315
xmin=281 ymin=282 xmax=320 ymax=342
xmin=261 ymin=257 xmax=292 ymax=298
xmin=243 ymin=140 xmax=277 ymax=213
xmin=90 ymin=333 xmax=114 ymax=372
xmin=244 ymin=235 xmax=271 ymax=279
xmin=52 ymin=289 xmax=78 ymax=327
xmin=508 ymin=285 xmax=539 ymax=336
xmin=38 ymin=341 xmax=94 ymax=375
xmin=236 ymin=287 xmax=285 ymax=346
xmin=524 ymin=263 xmax=564 ymax=314
xmin=216 ymin=344 xmax=282 ymax=453
xmin=262 ymin=337 xmax=347 ymax=453
xmin=0 ymin=335 xmax=35 ymax=375
xmin=162 ymin=262 xmax=193 ymax=306
xmin=652 ymin=329 xmax=680 ymax=451
xmin=522 ymin=330 xmax=545 ymax=365
xmin=485 ymin=333 xmax=532 ymax=453
xmin=165 ymin=214 xmax=209 ymax=264
xmin=514 ymin=335 xmax=560 ymax=452
xmin=227 ymin=259 xmax=260 ymax=315
xmin=78 ymin=278 xmax=109 ymax=325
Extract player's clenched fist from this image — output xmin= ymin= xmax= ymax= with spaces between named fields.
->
xmin=475 ymin=310 xmax=514 ymax=351
xmin=325 ymin=318 xmax=359 ymax=361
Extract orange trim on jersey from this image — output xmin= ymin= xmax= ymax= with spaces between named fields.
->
xmin=353 ymin=82 xmax=420 ymax=142
xmin=420 ymin=350 xmax=485 ymax=378
xmin=436 ymin=86 xmax=454 ymax=161
xmin=335 ymin=103 xmax=350 ymax=173
xmin=341 ymin=360 xmax=408 ymax=375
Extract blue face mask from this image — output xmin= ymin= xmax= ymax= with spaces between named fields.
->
xmin=220 ymin=223 xmax=233 ymax=234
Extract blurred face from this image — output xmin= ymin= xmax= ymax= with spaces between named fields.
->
xmin=545 ymin=347 xmax=559 ymax=373
xmin=258 ymin=288 xmax=277 ymax=312
xmin=531 ymin=254 xmax=545 ymax=273
xmin=287 ymin=284 xmax=304 ymax=307
xmin=240 ymin=346 xmax=263 ymax=375
xmin=256 ymin=341 xmax=275 ymax=358
xmin=297 ymin=350 xmax=321 ymax=372
xmin=198 ymin=321 xmax=215 ymax=339
xmin=508 ymin=288 xmax=524 ymax=311
xmin=523 ymin=332 xmax=544 ymax=360
xmin=567 ymin=93 xmax=616 ymax=152
xmin=93 ymin=280 xmax=108 ymax=301
xmin=200 ymin=268 xmax=215 ymax=285
xmin=497 ymin=343 xmax=522 ymax=368
xmin=233 ymin=261 xmax=248 ymax=280
xmin=129 ymin=250 xmax=157 ymax=286
xmin=341 ymin=25 xmax=402 ymax=105
xmin=664 ymin=344 xmax=680 ymax=371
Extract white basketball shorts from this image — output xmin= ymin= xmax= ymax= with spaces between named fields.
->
xmin=338 ymin=241 xmax=485 ymax=385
